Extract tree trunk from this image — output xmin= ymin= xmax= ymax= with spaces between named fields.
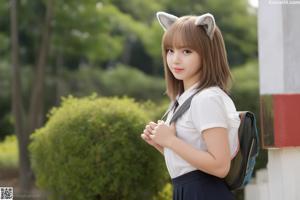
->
xmin=10 ymin=0 xmax=55 ymax=193
xmin=10 ymin=0 xmax=33 ymax=192
xmin=28 ymin=0 xmax=54 ymax=134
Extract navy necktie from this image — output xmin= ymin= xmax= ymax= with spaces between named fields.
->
xmin=173 ymin=100 xmax=179 ymax=113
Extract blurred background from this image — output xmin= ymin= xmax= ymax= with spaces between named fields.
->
xmin=0 ymin=0 xmax=266 ymax=199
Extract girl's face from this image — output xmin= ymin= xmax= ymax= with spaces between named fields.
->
xmin=166 ymin=47 xmax=201 ymax=89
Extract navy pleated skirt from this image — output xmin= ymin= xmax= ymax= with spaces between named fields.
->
xmin=172 ymin=170 xmax=235 ymax=200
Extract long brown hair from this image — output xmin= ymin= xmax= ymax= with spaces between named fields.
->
xmin=161 ymin=15 xmax=232 ymax=101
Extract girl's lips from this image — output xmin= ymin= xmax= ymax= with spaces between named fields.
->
xmin=173 ymin=68 xmax=184 ymax=73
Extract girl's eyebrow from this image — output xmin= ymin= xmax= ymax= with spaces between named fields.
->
xmin=165 ymin=45 xmax=192 ymax=50
xmin=175 ymin=47 xmax=193 ymax=50
xmin=173 ymin=44 xmax=191 ymax=49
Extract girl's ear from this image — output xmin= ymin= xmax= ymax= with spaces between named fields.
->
xmin=195 ymin=13 xmax=216 ymax=40
xmin=156 ymin=11 xmax=178 ymax=31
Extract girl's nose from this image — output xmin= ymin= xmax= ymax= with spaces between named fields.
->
xmin=173 ymin=51 xmax=181 ymax=63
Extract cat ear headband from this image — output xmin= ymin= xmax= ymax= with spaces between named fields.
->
xmin=156 ymin=11 xmax=216 ymax=40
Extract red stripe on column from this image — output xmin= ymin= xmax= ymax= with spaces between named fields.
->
xmin=273 ymin=94 xmax=300 ymax=147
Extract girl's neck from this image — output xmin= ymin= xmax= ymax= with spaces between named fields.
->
xmin=183 ymin=79 xmax=199 ymax=91
xmin=183 ymin=71 xmax=201 ymax=91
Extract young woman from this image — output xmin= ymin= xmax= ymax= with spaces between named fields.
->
xmin=141 ymin=12 xmax=240 ymax=200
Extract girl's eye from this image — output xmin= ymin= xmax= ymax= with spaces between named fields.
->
xmin=166 ymin=49 xmax=174 ymax=54
xmin=183 ymin=49 xmax=192 ymax=55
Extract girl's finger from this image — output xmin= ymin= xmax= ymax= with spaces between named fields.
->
xmin=146 ymin=125 xmax=154 ymax=133
xmin=149 ymin=134 xmax=155 ymax=140
xmin=141 ymin=133 xmax=150 ymax=141
xmin=149 ymin=122 xmax=157 ymax=129
xmin=143 ymin=128 xmax=151 ymax=135
xmin=144 ymin=132 xmax=152 ymax=139
xmin=144 ymin=130 xmax=151 ymax=135
xmin=157 ymin=120 xmax=165 ymax=124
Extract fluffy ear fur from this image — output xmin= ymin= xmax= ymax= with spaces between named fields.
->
xmin=195 ymin=13 xmax=216 ymax=40
xmin=156 ymin=11 xmax=178 ymax=31
xmin=156 ymin=11 xmax=216 ymax=40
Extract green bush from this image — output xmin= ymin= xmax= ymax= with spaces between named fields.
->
xmin=29 ymin=95 xmax=167 ymax=200
xmin=139 ymin=98 xmax=169 ymax=122
xmin=0 ymin=135 xmax=18 ymax=168
xmin=152 ymin=183 xmax=172 ymax=200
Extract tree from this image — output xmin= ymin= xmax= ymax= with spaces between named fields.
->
xmin=28 ymin=0 xmax=54 ymax=137
xmin=9 ymin=0 xmax=54 ymax=193
xmin=10 ymin=0 xmax=30 ymax=192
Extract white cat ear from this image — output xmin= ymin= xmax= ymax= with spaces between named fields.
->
xmin=195 ymin=13 xmax=216 ymax=40
xmin=156 ymin=11 xmax=178 ymax=31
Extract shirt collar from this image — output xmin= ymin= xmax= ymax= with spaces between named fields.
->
xmin=175 ymin=81 xmax=200 ymax=106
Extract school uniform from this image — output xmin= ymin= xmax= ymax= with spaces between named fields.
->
xmin=164 ymin=82 xmax=241 ymax=200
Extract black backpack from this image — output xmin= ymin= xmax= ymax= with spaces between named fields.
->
xmin=161 ymin=90 xmax=259 ymax=191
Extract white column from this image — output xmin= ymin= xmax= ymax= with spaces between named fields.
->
xmin=267 ymin=148 xmax=300 ymax=200
xmin=259 ymin=1 xmax=300 ymax=95
xmin=245 ymin=169 xmax=269 ymax=200
xmin=258 ymin=1 xmax=300 ymax=200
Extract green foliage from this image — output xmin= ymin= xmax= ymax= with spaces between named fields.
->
xmin=0 ymin=62 xmax=11 ymax=101
xmin=139 ymin=99 xmax=169 ymax=122
xmin=100 ymin=65 xmax=165 ymax=100
xmin=59 ymin=64 xmax=166 ymax=101
xmin=29 ymin=95 xmax=167 ymax=200
xmin=140 ymin=21 xmax=165 ymax=68
xmin=0 ymin=62 xmax=13 ymax=140
xmin=205 ymin=0 xmax=257 ymax=63
xmin=108 ymin=0 xmax=165 ymax=22
xmin=53 ymin=2 xmax=125 ymax=64
xmin=0 ymin=1 xmax=9 ymax=60
xmin=0 ymin=113 xmax=13 ymax=141
xmin=153 ymin=183 xmax=172 ymax=200
xmin=0 ymin=33 xmax=9 ymax=58
xmin=0 ymin=135 xmax=18 ymax=168
xmin=231 ymin=61 xmax=259 ymax=112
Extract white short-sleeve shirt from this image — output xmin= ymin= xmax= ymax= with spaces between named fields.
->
xmin=164 ymin=82 xmax=241 ymax=178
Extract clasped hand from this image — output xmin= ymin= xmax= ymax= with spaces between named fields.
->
xmin=141 ymin=120 xmax=177 ymax=148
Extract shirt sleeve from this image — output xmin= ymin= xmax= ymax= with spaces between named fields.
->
xmin=190 ymin=94 xmax=228 ymax=134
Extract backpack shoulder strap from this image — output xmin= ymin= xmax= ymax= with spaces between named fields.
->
xmin=161 ymin=100 xmax=177 ymax=121
xmin=168 ymin=89 xmax=201 ymax=124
